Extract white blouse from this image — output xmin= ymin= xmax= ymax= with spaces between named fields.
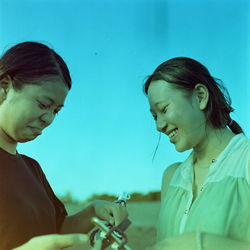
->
xmin=157 ymin=133 xmax=250 ymax=243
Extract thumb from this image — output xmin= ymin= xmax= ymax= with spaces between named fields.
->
xmin=54 ymin=234 xmax=89 ymax=248
xmin=109 ymin=216 xmax=115 ymax=225
xmin=100 ymin=213 xmax=115 ymax=225
xmin=92 ymin=239 xmax=102 ymax=250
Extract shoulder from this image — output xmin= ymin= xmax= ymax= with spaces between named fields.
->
xmin=162 ymin=162 xmax=182 ymax=180
xmin=243 ymin=135 xmax=250 ymax=184
xmin=20 ymin=154 xmax=44 ymax=177
xmin=21 ymin=154 xmax=40 ymax=166
xmin=241 ymin=135 xmax=250 ymax=185
xmin=162 ymin=162 xmax=182 ymax=187
xmin=248 ymin=154 xmax=250 ymax=185
xmin=161 ymin=162 xmax=182 ymax=200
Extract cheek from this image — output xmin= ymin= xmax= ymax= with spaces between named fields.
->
xmin=168 ymin=102 xmax=205 ymax=133
xmin=9 ymin=99 xmax=38 ymax=120
xmin=174 ymin=107 xmax=203 ymax=138
xmin=179 ymin=103 xmax=202 ymax=125
xmin=180 ymin=112 xmax=206 ymax=147
xmin=167 ymin=108 xmax=185 ymax=125
xmin=16 ymin=107 xmax=41 ymax=126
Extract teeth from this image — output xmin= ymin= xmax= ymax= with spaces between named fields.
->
xmin=169 ymin=129 xmax=178 ymax=138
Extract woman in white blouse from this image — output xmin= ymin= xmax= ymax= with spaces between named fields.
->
xmin=144 ymin=57 xmax=250 ymax=250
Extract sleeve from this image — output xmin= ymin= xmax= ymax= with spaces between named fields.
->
xmin=40 ymin=171 xmax=68 ymax=232
xmin=22 ymin=155 xmax=68 ymax=232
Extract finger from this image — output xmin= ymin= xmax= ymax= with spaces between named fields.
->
xmin=98 ymin=206 xmax=115 ymax=223
xmin=100 ymin=210 xmax=115 ymax=225
xmin=113 ymin=205 xmax=128 ymax=225
xmin=52 ymin=234 xmax=88 ymax=248
xmin=109 ymin=217 xmax=115 ymax=225
xmin=92 ymin=239 xmax=102 ymax=250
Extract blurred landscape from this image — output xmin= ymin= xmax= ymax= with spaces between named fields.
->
xmin=61 ymin=192 xmax=161 ymax=250
xmin=60 ymin=191 xmax=161 ymax=204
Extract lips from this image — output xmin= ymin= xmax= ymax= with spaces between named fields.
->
xmin=165 ymin=128 xmax=178 ymax=143
xmin=169 ymin=129 xmax=178 ymax=138
xmin=28 ymin=126 xmax=42 ymax=134
xmin=166 ymin=128 xmax=178 ymax=137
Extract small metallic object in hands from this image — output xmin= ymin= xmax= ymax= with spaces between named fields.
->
xmin=90 ymin=217 xmax=131 ymax=250
xmin=90 ymin=192 xmax=131 ymax=249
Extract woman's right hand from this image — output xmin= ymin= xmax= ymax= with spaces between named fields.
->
xmin=13 ymin=233 xmax=102 ymax=250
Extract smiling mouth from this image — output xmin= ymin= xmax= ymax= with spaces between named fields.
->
xmin=168 ymin=128 xmax=178 ymax=142
xmin=169 ymin=128 xmax=178 ymax=138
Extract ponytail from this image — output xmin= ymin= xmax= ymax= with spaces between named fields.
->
xmin=227 ymin=120 xmax=244 ymax=135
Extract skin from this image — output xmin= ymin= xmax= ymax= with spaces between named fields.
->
xmin=0 ymin=75 xmax=128 ymax=249
xmin=13 ymin=234 xmax=100 ymax=250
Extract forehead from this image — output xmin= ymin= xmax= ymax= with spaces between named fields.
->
xmin=147 ymin=80 xmax=180 ymax=106
xmin=20 ymin=80 xmax=69 ymax=104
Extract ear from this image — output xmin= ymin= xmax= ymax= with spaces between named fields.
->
xmin=193 ymin=83 xmax=209 ymax=110
xmin=0 ymin=74 xmax=12 ymax=103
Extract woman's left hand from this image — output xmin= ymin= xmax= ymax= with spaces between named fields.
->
xmin=91 ymin=200 xmax=128 ymax=226
xmin=13 ymin=234 xmax=102 ymax=250
xmin=148 ymin=232 xmax=197 ymax=250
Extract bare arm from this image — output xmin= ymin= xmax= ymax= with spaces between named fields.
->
xmin=248 ymin=154 xmax=250 ymax=186
xmin=151 ymin=231 xmax=250 ymax=250
xmin=60 ymin=204 xmax=95 ymax=234
xmin=60 ymin=200 xmax=128 ymax=234
xmin=13 ymin=234 xmax=89 ymax=250
xmin=201 ymin=232 xmax=250 ymax=250
xmin=13 ymin=234 xmax=103 ymax=250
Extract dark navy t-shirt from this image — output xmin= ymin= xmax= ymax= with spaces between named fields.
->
xmin=0 ymin=147 xmax=67 ymax=250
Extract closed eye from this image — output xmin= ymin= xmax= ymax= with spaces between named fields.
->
xmin=38 ymin=101 xmax=60 ymax=115
xmin=161 ymin=106 xmax=168 ymax=113
xmin=38 ymin=101 xmax=49 ymax=109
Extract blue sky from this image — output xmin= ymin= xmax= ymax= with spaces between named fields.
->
xmin=0 ymin=0 xmax=249 ymax=201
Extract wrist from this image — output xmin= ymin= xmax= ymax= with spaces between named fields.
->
xmin=87 ymin=201 xmax=96 ymax=217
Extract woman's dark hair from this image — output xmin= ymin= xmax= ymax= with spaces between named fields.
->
xmin=0 ymin=41 xmax=71 ymax=90
xmin=144 ymin=57 xmax=243 ymax=134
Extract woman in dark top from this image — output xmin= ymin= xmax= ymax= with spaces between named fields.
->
xmin=0 ymin=42 xmax=127 ymax=250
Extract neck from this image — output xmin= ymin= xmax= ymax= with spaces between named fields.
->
xmin=0 ymin=130 xmax=17 ymax=155
xmin=193 ymin=126 xmax=235 ymax=166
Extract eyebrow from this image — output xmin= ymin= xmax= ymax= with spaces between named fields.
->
xmin=42 ymin=96 xmax=64 ymax=108
xmin=150 ymin=102 xmax=168 ymax=113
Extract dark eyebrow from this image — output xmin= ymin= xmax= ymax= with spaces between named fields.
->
xmin=42 ymin=96 xmax=64 ymax=108
xmin=150 ymin=102 xmax=168 ymax=112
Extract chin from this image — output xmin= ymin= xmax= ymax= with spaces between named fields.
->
xmin=175 ymin=147 xmax=187 ymax=152
xmin=19 ymin=135 xmax=39 ymax=142
xmin=19 ymin=138 xmax=33 ymax=143
xmin=174 ymin=142 xmax=191 ymax=152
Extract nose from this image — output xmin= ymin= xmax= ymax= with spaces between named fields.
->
xmin=39 ymin=111 xmax=55 ymax=127
xmin=156 ymin=117 xmax=167 ymax=133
